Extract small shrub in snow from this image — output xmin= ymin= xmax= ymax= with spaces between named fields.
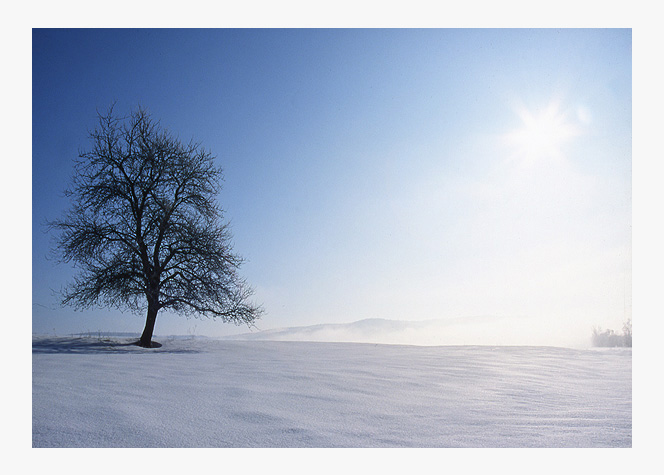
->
xmin=592 ymin=319 xmax=632 ymax=347
xmin=622 ymin=319 xmax=632 ymax=347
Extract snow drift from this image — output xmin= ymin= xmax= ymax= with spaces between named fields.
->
xmin=32 ymin=335 xmax=631 ymax=448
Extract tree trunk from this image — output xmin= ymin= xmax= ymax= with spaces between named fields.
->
xmin=138 ymin=301 xmax=159 ymax=348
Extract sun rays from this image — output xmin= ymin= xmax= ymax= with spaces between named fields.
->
xmin=506 ymin=100 xmax=580 ymax=164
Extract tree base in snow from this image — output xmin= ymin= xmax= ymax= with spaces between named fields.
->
xmin=133 ymin=340 xmax=162 ymax=349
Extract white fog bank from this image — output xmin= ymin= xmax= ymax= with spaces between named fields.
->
xmin=222 ymin=317 xmax=598 ymax=348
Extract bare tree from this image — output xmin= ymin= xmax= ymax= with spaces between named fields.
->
xmin=49 ymin=106 xmax=262 ymax=347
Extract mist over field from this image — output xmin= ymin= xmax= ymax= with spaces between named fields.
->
xmin=222 ymin=317 xmax=598 ymax=348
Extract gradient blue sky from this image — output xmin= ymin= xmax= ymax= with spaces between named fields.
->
xmin=32 ymin=29 xmax=632 ymax=345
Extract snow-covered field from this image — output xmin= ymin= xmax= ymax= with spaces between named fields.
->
xmin=32 ymin=335 xmax=631 ymax=448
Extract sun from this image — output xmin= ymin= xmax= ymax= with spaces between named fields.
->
xmin=506 ymin=101 xmax=579 ymax=163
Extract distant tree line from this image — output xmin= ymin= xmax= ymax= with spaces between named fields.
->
xmin=592 ymin=319 xmax=632 ymax=347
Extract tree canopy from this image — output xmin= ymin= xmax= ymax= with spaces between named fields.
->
xmin=50 ymin=106 xmax=262 ymax=347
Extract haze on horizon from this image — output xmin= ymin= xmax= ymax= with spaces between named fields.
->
xmin=32 ymin=29 xmax=631 ymax=348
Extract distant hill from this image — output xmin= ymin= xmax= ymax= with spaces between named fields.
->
xmin=219 ymin=316 xmax=556 ymax=347
xmin=221 ymin=318 xmax=425 ymax=344
xmin=44 ymin=315 xmax=589 ymax=348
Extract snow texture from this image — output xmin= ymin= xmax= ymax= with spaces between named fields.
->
xmin=32 ymin=336 xmax=631 ymax=448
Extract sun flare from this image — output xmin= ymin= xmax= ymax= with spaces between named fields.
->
xmin=507 ymin=101 xmax=579 ymax=162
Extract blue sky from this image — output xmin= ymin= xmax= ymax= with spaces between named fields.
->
xmin=32 ymin=29 xmax=632 ymax=345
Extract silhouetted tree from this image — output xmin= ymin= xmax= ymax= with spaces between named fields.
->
xmin=49 ymin=106 xmax=262 ymax=347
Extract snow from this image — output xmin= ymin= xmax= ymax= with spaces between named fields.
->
xmin=32 ymin=335 xmax=631 ymax=448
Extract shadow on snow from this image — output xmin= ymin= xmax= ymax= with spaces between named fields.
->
xmin=32 ymin=336 xmax=201 ymax=354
